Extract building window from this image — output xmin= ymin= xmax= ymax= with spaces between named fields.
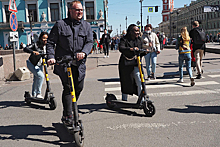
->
xmin=4 ymin=5 xmax=10 ymax=23
xmin=85 ymin=2 xmax=94 ymax=20
xmin=50 ymin=3 xmax=59 ymax=21
xmin=165 ymin=5 xmax=167 ymax=10
xmin=28 ymin=4 xmax=37 ymax=22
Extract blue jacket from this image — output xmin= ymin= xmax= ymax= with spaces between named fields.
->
xmin=47 ymin=18 xmax=93 ymax=81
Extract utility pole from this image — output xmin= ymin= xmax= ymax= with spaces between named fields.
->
xmin=125 ymin=16 xmax=127 ymax=30
xmin=103 ymin=0 xmax=107 ymax=30
xmin=120 ymin=24 xmax=121 ymax=34
xmin=139 ymin=0 xmax=143 ymax=32
xmin=147 ymin=16 xmax=149 ymax=25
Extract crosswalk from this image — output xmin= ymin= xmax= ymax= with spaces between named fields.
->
xmin=104 ymin=74 xmax=220 ymax=99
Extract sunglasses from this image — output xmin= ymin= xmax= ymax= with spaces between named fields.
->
xmin=70 ymin=8 xmax=83 ymax=12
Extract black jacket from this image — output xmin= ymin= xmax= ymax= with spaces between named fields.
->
xmin=189 ymin=27 xmax=206 ymax=52
xmin=119 ymin=36 xmax=144 ymax=95
xmin=23 ymin=43 xmax=42 ymax=66
xmin=101 ymin=33 xmax=111 ymax=45
xmin=47 ymin=18 xmax=93 ymax=81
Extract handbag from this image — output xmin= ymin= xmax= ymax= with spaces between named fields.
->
xmin=29 ymin=53 xmax=41 ymax=66
xmin=124 ymin=55 xmax=137 ymax=66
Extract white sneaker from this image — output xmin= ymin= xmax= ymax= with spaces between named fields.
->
xmin=36 ymin=94 xmax=44 ymax=98
xmin=177 ymin=79 xmax=184 ymax=83
xmin=104 ymin=55 xmax=106 ymax=58
xmin=107 ymin=56 xmax=109 ymax=58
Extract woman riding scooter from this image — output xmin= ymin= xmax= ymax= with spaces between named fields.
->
xmin=23 ymin=32 xmax=49 ymax=98
xmin=119 ymin=24 xmax=147 ymax=101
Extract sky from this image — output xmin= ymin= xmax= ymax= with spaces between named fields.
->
xmin=108 ymin=0 xmax=193 ymax=36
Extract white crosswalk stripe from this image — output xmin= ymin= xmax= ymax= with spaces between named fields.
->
xmin=105 ymin=81 xmax=219 ymax=91
xmin=104 ymin=74 xmax=220 ymax=98
xmin=207 ymin=74 xmax=220 ymax=78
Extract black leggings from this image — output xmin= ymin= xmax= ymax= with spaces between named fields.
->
xmin=59 ymin=65 xmax=84 ymax=116
xmin=103 ymin=43 xmax=109 ymax=56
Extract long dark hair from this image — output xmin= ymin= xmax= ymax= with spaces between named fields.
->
xmin=37 ymin=32 xmax=48 ymax=48
xmin=125 ymin=24 xmax=137 ymax=38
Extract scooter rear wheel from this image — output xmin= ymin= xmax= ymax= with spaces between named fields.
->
xmin=105 ymin=93 xmax=116 ymax=108
xmin=49 ymin=98 xmax=57 ymax=110
xmin=25 ymin=98 xmax=31 ymax=104
xmin=143 ymin=102 xmax=155 ymax=117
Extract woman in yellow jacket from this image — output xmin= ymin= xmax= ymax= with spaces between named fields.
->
xmin=176 ymin=27 xmax=195 ymax=86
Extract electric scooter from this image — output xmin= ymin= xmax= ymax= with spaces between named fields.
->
xmin=56 ymin=55 xmax=84 ymax=147
xmin=105 ymin=49 xmax=156 ymax=117
xmin=24 ymin=51 xmax=57 ymax=110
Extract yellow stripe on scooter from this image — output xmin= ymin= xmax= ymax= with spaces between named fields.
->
xmin=67 ymin=67 xmax=77 ymax=102
xmin=137 ymin=56 xmax=145 ymax=83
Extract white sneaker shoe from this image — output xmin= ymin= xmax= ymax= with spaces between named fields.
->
xmin=177 ymin=79 xmax=184 ymax=83
xmin=107 ymin=56 xmax=109 ymax=58
xmin=104 ymin=55 xmax=106 ymax=58
xmin=36 ymin=94 xmax=44 ymax=98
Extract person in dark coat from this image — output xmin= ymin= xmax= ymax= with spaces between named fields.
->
xmin=46 ymin=1 xmax=93 ymax=126
xmin=101 ymin=29 xmax=111 ymax=58
xmin=119 ymin=24 xmax=146 ymax=101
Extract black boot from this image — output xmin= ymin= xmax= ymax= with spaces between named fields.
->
xmin=196 ymin=74 xmax=201 ymax=79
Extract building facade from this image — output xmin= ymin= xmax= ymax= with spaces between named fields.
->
xmin=0 ymin=0 xmax=110 ymax=49
xmin=159 ymin=0 xmax=220 ymax=39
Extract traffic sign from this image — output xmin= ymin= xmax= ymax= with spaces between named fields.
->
xmin=148 ymin=7 xmax=153 ymax=12
xmin=10 ymin=13 xmax=18 ymax=32
xmin=10 ymin=31 xmax=19 ymax=42
xmin=9 ymin=0 xmax=17 ymax=12
xmin=204 ymin=5 xmax=220 ymax=12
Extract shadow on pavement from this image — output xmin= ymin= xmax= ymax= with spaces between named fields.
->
xmin=0 ymin=101 xmax=50 ymax=110
xmin=97 ymin=78 xmax=119 ymax=82
xmin=78 ymin=102 xmax=147 ymax=117
xmin=0 ymin=124 xmax=80 ymax=146
xmin=168 ymin=105 xmax=220 ymax=114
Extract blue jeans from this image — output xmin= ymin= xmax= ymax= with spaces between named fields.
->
xmin=26 ymin=60 xmax=44 ymax=96
xmin=122 ymin=66 xmax=142 ymax=100
xmin=178 ymin=53 xmax=193 ymax=79
xmin=115 ymin=44 xmax=118 ymax=50
xmin=145 ymin=52 xmax=157 ymax=76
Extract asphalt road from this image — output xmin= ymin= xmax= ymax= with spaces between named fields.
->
xmin=0 ymin=49 xmax=220 ymax=147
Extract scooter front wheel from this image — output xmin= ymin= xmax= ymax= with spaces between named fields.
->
xmin=143 ymin=101 xmax=155 ymax=117
xmin=74 ymin=120 xmax=84 ymax=147
xmin=49 ymin=98 xmax=57 ymax=110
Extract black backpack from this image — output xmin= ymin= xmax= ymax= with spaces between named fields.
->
xmin=194 ymin=29 xmax=206 ymax=44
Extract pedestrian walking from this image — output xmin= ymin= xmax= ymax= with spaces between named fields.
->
xmin=142 ymin=24 xmax=160 ymax=80
xmin=23 ymin=32 xmax=49 ymax=98
xmin=46 ymin=0 xmax=93 ymax=126
xmin=101 ymin=29 xmax=111 ymax=58
xmin=176 ymin=27 xmax=195 ymax=86
xmin=189 ymin=21 xmax=206 ymax=79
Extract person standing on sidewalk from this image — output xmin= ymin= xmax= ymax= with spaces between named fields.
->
xmin=176 ymin=27 xmax=195 ymax=86
xmin=46 ymin=1 xmax=93 ymax=126
xmin=142 ymin=24 xmax=160 ymax=80
xmin=101 ymin=29 xmax=111 ymax=58
xmin=189 ymin=21 xmax=206 ymax=79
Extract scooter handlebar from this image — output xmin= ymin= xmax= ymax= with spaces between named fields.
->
xmin=56 ymin=55 xmax=75 ymax=65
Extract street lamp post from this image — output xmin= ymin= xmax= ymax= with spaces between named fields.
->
xmin=120 ymin=24 xmax=121 ymax=35
xmin=139 ymin=0 xmax=143 ymax=32
xmin=28 ymin=14 xmax=33 ymax=43
xmin=176 ymin=10 xmax=179 ymax=38
xmin=125 ymin=16 xmax=128 ymax=30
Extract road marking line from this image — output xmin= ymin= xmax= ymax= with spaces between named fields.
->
xmin=207 ymin=74 xmax=220 ymax=78
xmin=104 ymin=89 xmax=220 ymax=99
xmin=105 ymin=81 xmax=219 ymax=91
xmin=106 ymin=120 xmax=220 ymax=130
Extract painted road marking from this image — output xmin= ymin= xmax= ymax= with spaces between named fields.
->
xmin=208 ymin=74 xmax=220 ymax=78
xmin=105 ymin=81 xmax=219 ymax=91
xmin=106 ymin=120 xmax=220 ymax=130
